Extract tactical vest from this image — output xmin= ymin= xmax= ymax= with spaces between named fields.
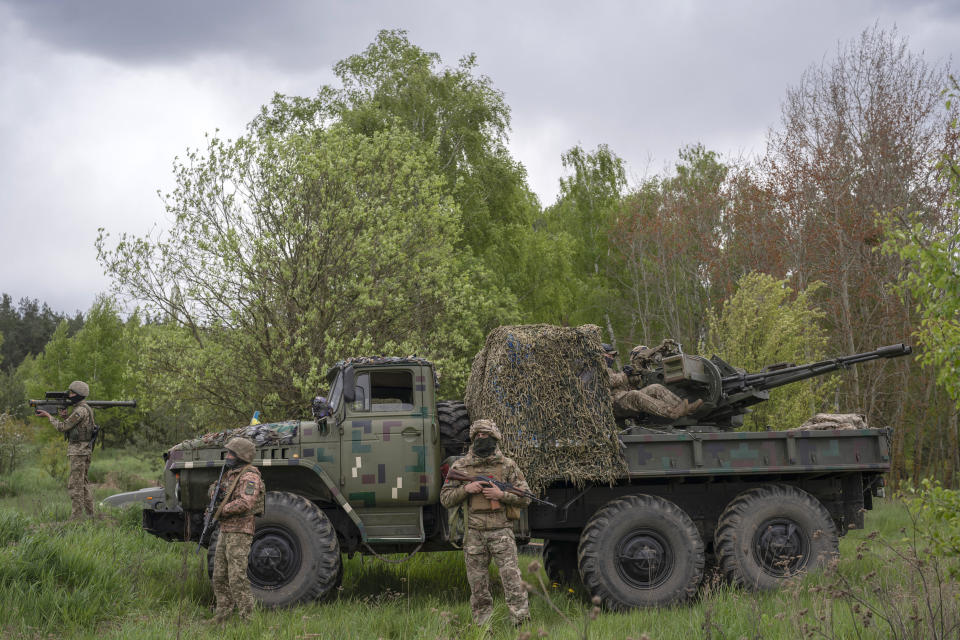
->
xmin=218 ymin=465 xmax=265 ymax=517
xmin=66 ymin=404 xmax=95 ymax=444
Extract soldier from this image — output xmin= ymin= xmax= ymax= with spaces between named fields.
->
xmin=603 ymin=344 xmax=702 ymax=420
xmin=208 ymin=437 xmax=265 ymax=623
xmin=35 ymin=380 xmax=95 ymax=519
xmin=440 ymin=419 xmax=531 ymax=627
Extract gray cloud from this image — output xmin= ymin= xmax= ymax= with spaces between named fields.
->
xmin=0 ymin=0 xmax=957 ymax=314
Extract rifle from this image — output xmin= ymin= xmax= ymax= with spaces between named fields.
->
xmin=445 ymin=468 xmax=557 ymax=508
xmin=197 ymin=464 xmax=227 ymax=552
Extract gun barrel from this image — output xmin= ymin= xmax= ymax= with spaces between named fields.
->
xmin=722 ymin=344 xmax=912 ymax=394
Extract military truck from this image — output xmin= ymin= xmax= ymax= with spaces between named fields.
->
xmin=130 ymin=347 xmax=906 ymax=610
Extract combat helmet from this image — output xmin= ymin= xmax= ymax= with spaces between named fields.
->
xmin=68 ymin=380 xmax=89 ymax=397
xmin=469 ymin=418 xmax=502 ymax=441
xmin=225 ymin=437 xmax=255 ymax=463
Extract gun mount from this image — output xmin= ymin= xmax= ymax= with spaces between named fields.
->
xmin=629 ymin=343 xmax=912 ymax=430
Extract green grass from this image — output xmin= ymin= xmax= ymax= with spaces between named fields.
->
xmin=0 ymin=449 xmax=956 ymax=639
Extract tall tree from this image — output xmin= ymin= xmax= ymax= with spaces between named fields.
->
xmin=881 ymin=77 xmax=960 ymax=484
xmin=730 ymin=27 xmax=958 ymax=484
xmin=98 ymin=120 xmax=506 ymax=420
xmin=0 ymin=294 xmax=82 ymax=371
xmin=609 ymin=145 xmax=728 ymax=350
xmin=542 ymin=144 xmax=627 ymax=335
xmin=264 ymin=30 xmax=557 ymax=320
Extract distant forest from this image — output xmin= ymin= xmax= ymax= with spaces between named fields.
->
xmin=3 ymin=27 xmax=959 ymax=488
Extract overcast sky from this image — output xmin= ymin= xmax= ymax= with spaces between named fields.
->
xmin=0 ymin=1 xmax=957 ymax=316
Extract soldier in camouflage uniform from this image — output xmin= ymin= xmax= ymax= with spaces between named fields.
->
xmin=603 ymin=344 xmax=702 ymax=419
xmin=208 ymin=437 xmax=265 ymax=623
xmin=36 ymin=380 xmax=95 ymax=519
xmin=440 ymin=419 xmax=531 ymax=627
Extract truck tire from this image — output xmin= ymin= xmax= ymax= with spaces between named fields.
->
xmin=206 ymin=491 xmax=342 ymax=607
xmin=578 ymin=494 xmax=704 ymax=609
xmin=714 ymin=484 xmax=838 ymax=590
xmin=437 ymin=400 xmax=471 ymax=459
xmin=543 ymin=539 xmax=581 ymax=587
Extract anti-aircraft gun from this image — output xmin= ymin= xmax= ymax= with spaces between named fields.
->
xmin=626 ymin=343 xmax=913 ymax=430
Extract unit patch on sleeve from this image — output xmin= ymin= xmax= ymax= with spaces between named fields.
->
xmin=244 ymin=481 xmax=256 ymax=495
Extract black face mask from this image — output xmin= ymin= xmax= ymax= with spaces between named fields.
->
xmin=68 ymin=394 xmax=83 ymax=405
xmin=224 ymin=456 xmax=241 ymax=468
xmin=473 ymin=438 xmax=497 ymax=457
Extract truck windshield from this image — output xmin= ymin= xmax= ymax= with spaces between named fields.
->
xmin=328 ymin=371 xmax=343 ymax=411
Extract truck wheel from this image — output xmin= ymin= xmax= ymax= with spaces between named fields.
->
xmin=543 ymin=539 xmax=581 ymax=586
xmin=578 ymin=495 xmax=704 ymax=609
xmin=206 ymin=491 xmax=342 ymax=607
xmin=438 ymin=400 xmax=471 ymax=459
xmin=714 ymin=484 xmax=838 ymax=590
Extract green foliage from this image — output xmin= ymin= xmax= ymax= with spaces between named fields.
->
xmin=904 ymin=478 xmax=960 ymax=568
xmin=0 ymin=412 xmax=27 ymax=474
xmin=0 ymin=293 xmax=83 ymax=371
xmin=0 ymin=366 xmax=27 ymax=417
xmin=881 ymin=79 xmax=960 ymax=406
xmin=542 ymin=144 xmax=626 ymax=331
xmin=703 ymin=272 xmax=835 ymax=430
xmin=40 ymin=439 xmax=68 ymax=481
xmin=21 ymin=296 xmax=143 ymax=443
xmin=98 ymin=118 xmax=508 ymax=420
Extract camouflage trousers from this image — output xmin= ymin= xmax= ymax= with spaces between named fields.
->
xmin=614 ymin=383 xmax=685 ymax=419
xmin=464 ymin=527 xmax=529 ymax=625
xmin=67 ymin=454 xmax=94 ymax=519
xmin=213 ymin=531 xmax=255 ymax=619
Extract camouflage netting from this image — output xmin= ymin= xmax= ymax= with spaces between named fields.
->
xmin=465 ymin=324 xmax=627 ymax=492
xmin=170 ymin=421 xmax=299 ymax=453
xmin=793 ymin=413 xmax=869 ymax=431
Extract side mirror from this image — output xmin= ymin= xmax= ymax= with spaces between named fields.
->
xmin=342 ymin=366 xmax=356 ymax=403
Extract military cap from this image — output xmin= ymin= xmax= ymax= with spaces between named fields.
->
xmin=225 ymin=437 xmax=256 ymax=463
xmin=469 ymin=418 xmax=502 ymax=441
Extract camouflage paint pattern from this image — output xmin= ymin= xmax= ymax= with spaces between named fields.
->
xmin=336 ymin=367 xmax=439 ymax=510
xmin=463 ymin=526 xmax=529 ymax=625
xmin=67 ymin=454 xmax=94 ymax=518
xmin=620 ymin=427 xmax=891 ymax=477
xmin=212 ymin=531 xmax=255 ymax=620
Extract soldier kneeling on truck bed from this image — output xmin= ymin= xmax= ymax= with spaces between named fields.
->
xmin=603 ymin=343 xmax=702 ymax=420
xmin=207 ymin=437 xmax=265 ymax=623
xmin=440 ymin=419 xmax=531 ymax=627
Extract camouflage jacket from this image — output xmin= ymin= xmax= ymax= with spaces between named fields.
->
xmin=607 ymin=369 xmax=645 ymax=402
xmin=440 ymin=448 xmax=531 ymax=530
xmin=210 ymin=465 xmax=265 ymax=534
xmin=48 ymin=401 xmax=95 ymax=456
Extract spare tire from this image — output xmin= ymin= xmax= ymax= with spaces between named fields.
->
xmin=438 ymin=400 xmax=471 ymax=459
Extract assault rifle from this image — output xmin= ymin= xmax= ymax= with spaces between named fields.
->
xmin=30 ymin=393 xmax=137 ymax=448
xmin=197 ymin=464 xmax=227 ymax=552
xmin=445 ymin=468 xmax=557 ymax=508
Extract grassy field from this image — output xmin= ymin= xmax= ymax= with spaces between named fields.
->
xmin=1 ymin=447 xmax=957 ymax=639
